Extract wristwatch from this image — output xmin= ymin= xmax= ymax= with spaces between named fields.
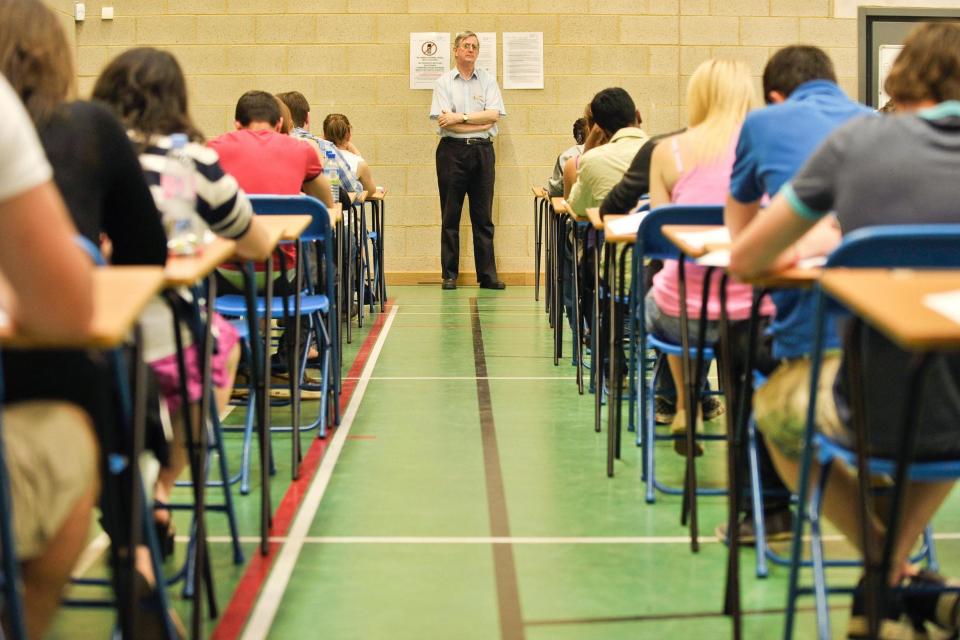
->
xmin=462 ymin=113 xmax=469 ymax=124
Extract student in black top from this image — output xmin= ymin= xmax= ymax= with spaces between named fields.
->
xmin=0 ymin=2 xmax=184 ymax=636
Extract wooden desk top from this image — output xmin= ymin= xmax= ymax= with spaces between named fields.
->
xmin=584 ymin=207 xmax=604 ymax=231
xmin=256 ymin=216 xmax=302 ymax=247
xmin=328 ymin=202 xmax=343 ymax=225
xmin=550 ymin=197 xmax=568 ymax=215
xmin=366 ymin=189 xmax=387 ymax=202
xmin=695 ymin=249 xmax=821 ymax=289
xmin=662 ymin=225 xmax=730 ymax=258
xmin=821 ymin=268 xmax=960 ymax=351
xmin=0 ymin=267 xmax=165 ymax=349
xmin=532 ymin=186 xmax=547 ymax=199
xmin=749 ymin=266 xmax=821 ymax=290
xmin=263 ymin=214 xmax=311 ymax=240
xmin=165 ymin=237 xmax=237 ymax=287
xmin=347 ymin=191 xmax=358 ymax=205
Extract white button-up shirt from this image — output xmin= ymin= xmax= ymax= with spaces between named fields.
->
xmin=429 ymin=67 xmax=506 ymax=139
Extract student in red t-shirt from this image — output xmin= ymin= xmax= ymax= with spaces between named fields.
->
xmin=209 ymin=90 xmax=333 ymax=296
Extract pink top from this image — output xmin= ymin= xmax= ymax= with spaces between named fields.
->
xmin=651 ymin=133 xmax=774 ymax=321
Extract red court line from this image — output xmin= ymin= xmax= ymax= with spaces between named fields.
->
xmin=211 ymin=303 xmax=392 ymax=640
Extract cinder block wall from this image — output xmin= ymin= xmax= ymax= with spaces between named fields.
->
xmin=49 ymin=0 xmax=857 ymax=282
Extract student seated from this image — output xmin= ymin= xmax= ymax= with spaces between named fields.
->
xmin=646 ymin=59 xmax=773 ymax=455
xmin=0 ymin=69 xmax=98 ymax=639
xmin=92 ymin=46 xmax=274 ymax=558
xmin=546 ymin=117 xmax=586 ymax=198
xmin=322 ymin=112 xmax=377 ymax=196
xmin=208 ymin=90 xmax=332 ymax=292
xmin=276 ymin=91 xmax=364 ymax=195
xmin=561 ymin=103 xmax=594 ymax=200
xmin=730 ymin=22 xmax=960 ymax=637
xmin=0 ymin=8 xmax=190 ymax=632
xmin=721 ymin=45 xmax=872 ymax=542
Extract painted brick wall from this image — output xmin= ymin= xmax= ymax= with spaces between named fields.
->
xmin=49 ymin=0 xmax=857 ymax=280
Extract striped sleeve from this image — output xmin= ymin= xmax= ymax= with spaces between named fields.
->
xmin=139 ymin=142 xmax=253 ymax=239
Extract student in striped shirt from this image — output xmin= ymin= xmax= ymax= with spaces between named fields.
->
xmin=93 ymin=46 xmax=274 ymax=560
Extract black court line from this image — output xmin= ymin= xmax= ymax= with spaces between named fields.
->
xmin=524 ymin=604 xmax=843 ymax=627
xmin=470 ymin=297 xmax=526 ymax=640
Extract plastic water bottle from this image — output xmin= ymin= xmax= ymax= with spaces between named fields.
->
xmin=325 ymin=149 xmax=340 ymax=204
xmin=160 ymin=133 xmax=201 ymax=256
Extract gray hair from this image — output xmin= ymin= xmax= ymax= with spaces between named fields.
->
xmin=454 ymin=31 xmax=479 ymax=49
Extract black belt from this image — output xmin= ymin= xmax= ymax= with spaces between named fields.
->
xmin=441 ymin=137 xmax=492 ymax=145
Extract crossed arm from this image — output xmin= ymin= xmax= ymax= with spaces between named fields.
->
xmin=436 ymin=108 xmax=499 ymax=131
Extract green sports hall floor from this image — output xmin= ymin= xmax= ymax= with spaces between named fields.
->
xmin=49 ymin=285 xmax=960 ymax=639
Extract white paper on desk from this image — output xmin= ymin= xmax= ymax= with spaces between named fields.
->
xmin=696 ymin=250 xmax=730 ymax=268
xmin=797 ymin=255 xmax=827 ymax=269
xmin=606 ymin=212 xmax=645 ymax=236
xmin=924 ymin=289 xmax=960 ymax=325
xmin=676 ymin=227 xmax=731 ymax=250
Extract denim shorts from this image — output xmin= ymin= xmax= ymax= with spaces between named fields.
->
xmin=644 ymin=290 xmax=721 ymax=345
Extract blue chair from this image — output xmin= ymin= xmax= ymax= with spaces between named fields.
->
xmin=633 ymin=205 xmax=726 ymax=504
xmin=784 ymin=225 xmax=960 ymax=640
xmin=215 ymin=195 xmax=339 ymax=444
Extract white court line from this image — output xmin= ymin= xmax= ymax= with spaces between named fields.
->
xmin=343 ymin=376 xmax=577 ymax=381
xmin=396 ymin=311 xmax=543 ymax=316
xmin=202 ymin=532 xmax=960 ymax=546
xmin=241 ymin=304 xmax=399 ymax=640
xmin=72 ymin=532 xmax=111 ymax=578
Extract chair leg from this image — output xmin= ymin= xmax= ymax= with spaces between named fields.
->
xmin=747 ymin=418 xmax=770 ymax=579
xmin=810 ymin=461 xmax=833 ymax=640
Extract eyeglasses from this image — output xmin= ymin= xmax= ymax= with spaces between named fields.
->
xmin=459 ymin=43 xmax=479 ymax=51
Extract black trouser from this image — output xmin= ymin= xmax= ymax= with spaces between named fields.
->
xmin=436 ymin=137 xmax=498 ymax=283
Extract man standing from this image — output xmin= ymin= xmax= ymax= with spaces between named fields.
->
xmin=430 ymin=31 xmax=506 ymax=290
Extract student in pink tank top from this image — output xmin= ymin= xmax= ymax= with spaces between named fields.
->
xmin=645 ymin=59 xmax=774 ymax=454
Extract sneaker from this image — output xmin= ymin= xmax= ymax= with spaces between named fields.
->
xmin=847 ymin=577 xmax=927 ymax=640
xmin=901 ymin=569 xmax=960 ymax=635
xmin=654 ymin=395 xmax=676 ymax=425
xmin=701 ymin=396 xmax=725 ymax=421
xmin=714 ymin=508 xmax=794 ymax=546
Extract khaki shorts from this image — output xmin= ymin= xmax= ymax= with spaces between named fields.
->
xmin=3 ymin=402 xmax=97 ymax=559
xmin=754 ymin=353 xmax=850 ymax=460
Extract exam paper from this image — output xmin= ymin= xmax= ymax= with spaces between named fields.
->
xmin=606 ymin=213 xmax=645 ymax=236
xmin=676 ymin=227 xmax=731 ymax=250
xmin=924 ymin=289 xmax=960 ymax=326
xmin=696 ymin=250 xmax=730 ymax=268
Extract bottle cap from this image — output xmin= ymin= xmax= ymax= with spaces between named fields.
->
xmin=170 ymin=133 xmax=188 ymax=149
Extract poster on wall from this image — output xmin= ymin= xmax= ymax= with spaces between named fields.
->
xmin=877 ymin=44 xmax=903 ymax=107
xmin=476 ymin=32 xmax=497 ymax=76
xmin=410 ymin=32 xmax=450 ymax=90
xmin=502 ymin=32 xmax=543 ymax=90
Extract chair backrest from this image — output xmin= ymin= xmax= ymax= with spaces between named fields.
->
xmin=636 ymin=204 xmax=724 ymax=261
xmin=248 ymin=195 xmax=331 ymax=243
xmin=826 ymin=224 xmax=960 ymax=268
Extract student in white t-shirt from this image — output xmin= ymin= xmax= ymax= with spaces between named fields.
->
xmin=322 ymin=113 xmax=377 ymax=195
xmin=0 ymin=72 xmax=99 ymax=639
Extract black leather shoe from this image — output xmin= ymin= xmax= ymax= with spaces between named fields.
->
xmin=479 ymin=280 xmax=506 ymax=290
xmin=441 ymin=279 xmax=457 ymax=290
